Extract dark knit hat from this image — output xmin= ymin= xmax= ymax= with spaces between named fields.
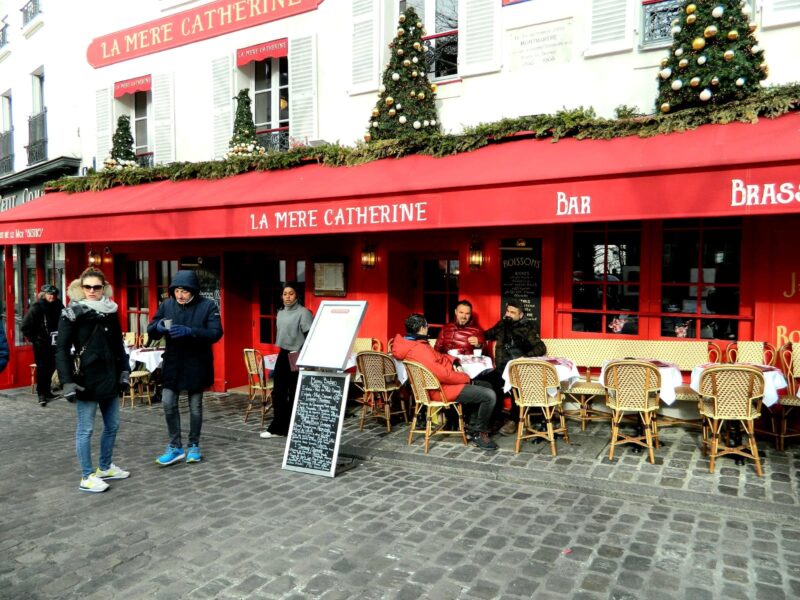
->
xmin=506 ymin=298 xmax=525 ymax=313
xmin=41 ymin=284 xmax=59 ymax=296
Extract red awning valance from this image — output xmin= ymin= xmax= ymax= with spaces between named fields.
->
xmin=114 ymin=75 xmax=152 ymax=98
xmin=236 ymin=38 xmax=288 ymax=67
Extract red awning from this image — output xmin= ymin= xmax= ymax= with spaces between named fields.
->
xmin=1 ymin=113 xmax=799 ymax=244
xmin=236 ymin=38 xmax=288 ymax=67
xmin=114 ymin=75 xmax=152 ymax=98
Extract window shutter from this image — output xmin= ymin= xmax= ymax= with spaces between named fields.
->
xmin=763 ymin=0 xmax=800 ymax=27
xmin=95 ymin=88 xmax=112 ymax=163
xmin=458 ymin=0 xmax=501 ymax=77
xmin=211 ymin=56 xmax=233 ymax=159
xmin=152 ymin=73 xmax=175 ymax=164
xmin=289 ymin=35 xmax=317 ymax=145
xmin=350 ymin=0 xmax=380 ymax=93
xmin=586 ymin=0 xmax=633 ymax=57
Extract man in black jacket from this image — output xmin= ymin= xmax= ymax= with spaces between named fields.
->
xmin=21 ymin=284 xmax=64 ymax=406
xmin=485 ymin=298 xmax=547 ymax=433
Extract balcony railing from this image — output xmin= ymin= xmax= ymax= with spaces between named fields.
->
xmin=422 ymin=30 xmax=458 ymax=80
xmin=135 ymin=152 xmax=154 ymax=168
xmin=0 ymin=25 xmax=8 ymax=49
xmin=21 ymin=0 xmax=41 ymax=27
xmin=0 ymin=128 xmax=13 ymax=175
xmin=641 ymin=0 xmax=681 ymax=48
xmin=26 ymin=108 xmax=47 ymax=165
xmin=255 ymin=127 xmax=289 ymax=152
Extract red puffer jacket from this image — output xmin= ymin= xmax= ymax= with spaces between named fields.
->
xmin=391 ymin=334 xmax=469 ymax=401
xmin=433 ymin=321 xmax=485 ymax=355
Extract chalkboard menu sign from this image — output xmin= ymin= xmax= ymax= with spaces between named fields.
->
xmin=282 ymin=371 xmax=350 ymax=477
xmin=500 ymin=238 xmax=542 ymax=328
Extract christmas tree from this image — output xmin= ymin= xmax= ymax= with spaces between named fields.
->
xmin=656 ymin=1 xmax=767 ymax=114
xmin=108 ymin=115 xmax=135 ymax=166
xmin=228 ymin=89 xmax=265 ymax=157
xmin=366 ymin=7 xmax=440 ymax=142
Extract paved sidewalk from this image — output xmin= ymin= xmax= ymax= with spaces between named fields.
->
xmin=1 ymin=387 xmax=799 ymax=599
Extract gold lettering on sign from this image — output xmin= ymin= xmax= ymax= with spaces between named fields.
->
xmin=777 ymin=325 xmax=800 ymax=347
xmin=783 ymin=271 xmax=798 ymax=299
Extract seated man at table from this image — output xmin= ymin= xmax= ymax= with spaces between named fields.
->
xmin=485 ymin=298 xmax=547 ymax=434
xmin=434 ymin=299 xmax=486 ymax=355
xmin=392 ymin=313 xmax=498 ymax=451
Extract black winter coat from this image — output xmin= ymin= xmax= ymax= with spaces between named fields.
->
xmin=55 ymin=305 xmax=128 ymax=402
xmin=21 ymin=298 xmax=64 ymax=348
xmin=147 ymin=296 xmax=223 ymax=391
xmin=485 ymin=317 xmax=546 ymax=371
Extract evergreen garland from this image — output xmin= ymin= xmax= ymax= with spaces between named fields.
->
xmin=47 ymin=83 xmax=800 ymax=194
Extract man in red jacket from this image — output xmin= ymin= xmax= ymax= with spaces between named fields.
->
xmin=433 ymin=299 xmax=485 ymax=355
xmin=392 ymin=313 xmax=497 ymax=451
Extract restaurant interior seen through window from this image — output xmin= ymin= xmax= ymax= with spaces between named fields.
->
xmin=423 ymin=257 xmax=459 ymax=339
xmin=126 ymin=260 xmax=149 ymax=338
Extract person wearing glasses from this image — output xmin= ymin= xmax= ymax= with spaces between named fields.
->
xmin=147 ymin=270 xmax=223 ymax=466
xmin=21 ymin=284 xmax=64 ymax=406
xmin=55 ymin=268 xmax=131 ymax=493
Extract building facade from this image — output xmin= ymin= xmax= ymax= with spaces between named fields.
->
xmin=0 ymin=0 xmax=799 ymax=390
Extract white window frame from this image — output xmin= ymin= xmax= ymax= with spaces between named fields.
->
xmin=253 ymin=56 xmax=290 ymax=150
xmin=133 ymin=91 xmax=151 ymax=156
xmin=1 ymin=94 xmax=11 ymax=132
xmin=402 ymin=0 xmax=460 ymax=81
xmin=762 ymin=0 xmax=800 ymax=28
xmin=585 ymin=0 xmax=634 ymax=58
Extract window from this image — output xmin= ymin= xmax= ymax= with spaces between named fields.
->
xmin=640 ymin=0 xmax=682 ymax=49
xmin=660 ymin=219 xmax=742 ymax=340
xmin=43 ymin=244 xmax=66 ymax=294
xmin=133 ymin=91 xmax=152 ymax=167
xmin=0 ymin=23 xmax=8 ymax=49
xmin=126 ymin=261 xmax=150 ymax=338
xmin=156 ymin=260 xmax=179 ymax=304
xmin=422 ymin=257 xmax=459 ymax=339
xmin=13 ymin=245 xmax=37 ymax=346
xmin=27 ymin=71 xmax=46 ymax=165
xmin=402 ymin=0 xmax=458 ymax=79
xmin=0 ymin=94 xmax=12 ymax=175
xmin=256 ymin=259 xmax=305 ymax=345
xmin=21 ymin=0 xmax=41 ymax=28
xmin=254 ymin=57 xmax=289 ymax=151
xmin=570 ymin=223 xmax=641 ymax=335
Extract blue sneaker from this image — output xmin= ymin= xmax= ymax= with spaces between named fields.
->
xmin=156 ymin=445 xmax=185 ymax=466
xmin=186 ymin=444 xmax=202 ymax=463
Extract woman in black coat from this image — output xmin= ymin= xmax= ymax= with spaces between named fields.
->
xmin=147 ymin=270 xmax=223 ymax=466
xmin=55 ymin=268 xmax=130 ymax=493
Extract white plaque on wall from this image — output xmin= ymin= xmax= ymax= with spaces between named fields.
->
xmin=506 ymin=18 xmax=573 ymax=72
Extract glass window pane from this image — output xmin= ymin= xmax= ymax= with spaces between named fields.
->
xmin=278 ymin=57 xmax=288 ymax=87
xmin=279 ymin=90 xmax=288 ymax=123
xmin=436 ymin=0 xmax=458 ymax=31
xmin=406 ymin=0 xmax=425 ymax=20
xmin=661 ymin=317 xmax=696 ymax=338
xmin=254 ymin=92 xmax=271 ymax=127
xmin=254 ymin=60 xmax=270 ymax=91
xmin=607 ymin=286 xmax=637 ymax=312
xmin=572 ymin=231 xmax=605 ymax=281
xmin=607 ymin=314 xmax=638 ymax=335
xmin=572 ymin=283 xmax=602 ymax=310
xmin=703 ymin=229 xmax=740 ymax=283
xmin=134 ymin=92 xmax=147 ymax=116
xmin=703 ymin=318 xmax=738 ymax=340
xmin=423 ymin=293 xmax=447 ymax=325
xmin=662 ymin=230 xmax=699 ymax=283
xmin=423 ymin=259 xmax=446 ymax=291
xmin=135 ymin=119 xmax=147 ymax=148
xmin=571 ymin=313 xmax=602 ymax=333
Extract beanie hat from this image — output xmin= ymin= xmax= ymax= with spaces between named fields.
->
xmin=41 ymin=284 xmax=59 ymax=296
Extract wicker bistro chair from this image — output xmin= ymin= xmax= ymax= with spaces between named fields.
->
xmin=726 ymin=341 xmax=777 ymax=366
xmin=120 ymin=367 xmax=155 ymax=409
xmin=507 ymin=359 xmax=570 ymax=456
xmin=355 ymin=351 xmax=406 ymax=432
xmin=403 ymin=360 xmax=468 ymax=453
xmin=243 ymin=348 xmax=274 ymax=428
xmin=603 ymin=360 xmax=662 ymax=464
xmin=758 ymin=343 xmax=800 ymax=451
xmin=698 ymin=364 xmax=765 ymax=476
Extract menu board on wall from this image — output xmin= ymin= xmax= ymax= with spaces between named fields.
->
xmin=500 ymin=238 xmax=542 ymax=328
xmin=282 ymin=371 xmax=350 ymax=478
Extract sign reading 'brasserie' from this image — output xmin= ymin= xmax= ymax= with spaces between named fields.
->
xmin=87 ymin=0 xmax=324 ymax=68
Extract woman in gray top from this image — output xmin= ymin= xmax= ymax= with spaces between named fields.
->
xmin=260 ymin=282 xmax=313 ymax=438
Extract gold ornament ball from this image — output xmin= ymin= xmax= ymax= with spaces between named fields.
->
xmin=690 ymin=77 xmax=701 ymax=87
xmin=703 ymin=26 xmax=718 ymax=38
xmin=727 ymin=30 xmax=739 ymax=40
xmin=385 ymin=96 xmax=394 ymax=106
xmin=660 ymin=102 xmax=671 ymax=113
xmin=723 ymin=49 xmax=735 ymax=61
xmin=364 ymin=133 xmax=372 ymax=142
xmin=413 ymin=42 xmax=421 ymax=51
xmin=409 ymin=90 xmax=416 ymax=97
xmin=371 ymin=108 xmax=380 ymax=117
xmin=748 ymin=22 xmax=757 ymax=33
xmin=686 ymin=3 xmax=696 ymax=14
xmin=398 ymin=14 xmax=406 ymax=23
xmin=416 ymin=21 xmax=422 ymax=28
xmin=686 ymin=14 xmax=697 ymax=24
xmin=431 ymin=83 xmax=438 ymax=93
xmin=397 ymin=48 xmax=404 ymax=56
xmin=388 ymin=108 xmax=396 ymax=117
xmin=678 ymin=58 xmax=689 ymax=69
xmin=397 ymin=28 xmax=405 ymax=36
xmin=417 ymin=92 xmax=425 ymax=100
xmin=760 ymin=62 xmax=769 ymax=72
xmin=711 ymin=76 xmax=720 ymax=86
xmin=403 ymin=59 xmax=411 ymax=67
xmin=411 ymin=70 xmax=418 ymax=78
xmin=692 ymin=37 xmax=706 ymax=50
xmin=660 ymin=57 xmax=669 ymax=68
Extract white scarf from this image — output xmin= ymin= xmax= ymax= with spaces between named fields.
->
xmin=78 ymin=296 xmax=118 ymax=314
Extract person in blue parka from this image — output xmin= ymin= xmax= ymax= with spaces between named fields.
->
xmin=147 ymin=270 xmax=223 ymax=466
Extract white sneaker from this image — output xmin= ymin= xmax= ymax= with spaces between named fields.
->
xmin=79 ymin=474 xmax=110 ymax=493
xmin=259 ymin=431 xmax=282 ymax=439
xmin=96 ymin=463 xmax=130 ymax=480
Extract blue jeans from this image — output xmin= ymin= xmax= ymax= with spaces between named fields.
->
xmin=162 ymin=388 xmax=203 ymax=447
xmin=76 ymin=397 xmax=120 ymax=478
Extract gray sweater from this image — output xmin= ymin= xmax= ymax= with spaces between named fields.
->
xmin=276 ymin=301 xmax=313 ymax=351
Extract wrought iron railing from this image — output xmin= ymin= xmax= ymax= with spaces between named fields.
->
xmin=0 ymin=128 xmax=13 ymax=175
xmin=135 ymin=152 xmax=154 ymax=168
xmin=422 ymin=30 xmax=458 ymax=80
xmin=0 ymin=25 xmax=8 ymax=49
xmin=255 ymin=127 xmax=289 ymax=152
xmin=26 ymin=109 xmax=47 ymax=165
xmin=641 ymin=0 xmax=681 ymax=48
xmin=21 ymin=0 xmax=41 ymax=27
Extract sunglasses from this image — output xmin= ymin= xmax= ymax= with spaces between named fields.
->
xmin=82 ymin=284 xmax=104 ymax=291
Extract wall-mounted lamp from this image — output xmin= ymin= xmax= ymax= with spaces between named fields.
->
xmin=361 ymin=244 xmax=376 ymax=269
xmin=468 ymin=242 xmax=484 ymax=270
xmin=87 ymin=250 xmax=102 ymax=267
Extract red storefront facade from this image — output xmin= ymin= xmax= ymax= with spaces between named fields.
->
xmin=1 ymin=113 xmax=799 ymax=391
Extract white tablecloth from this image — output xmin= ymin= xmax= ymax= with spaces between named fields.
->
xmin=690 ymin=363 xmax=788 ymax=407
xmin=129 ymin=349 xmax=164 ymax=372
xmin=502 ymin=358 xmax=581 ymax=394
xmin=600 ymin=359 xmax=684 ymax=406
xmin=452 ymin=354 xmax=494 ymax=380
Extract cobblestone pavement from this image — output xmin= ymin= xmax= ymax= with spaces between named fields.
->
xmin=1 ymin=387 xmax=799 ymax=600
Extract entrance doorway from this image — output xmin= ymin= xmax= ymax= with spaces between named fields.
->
xmin=250 ymin=258 xmax=306 ymax=354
